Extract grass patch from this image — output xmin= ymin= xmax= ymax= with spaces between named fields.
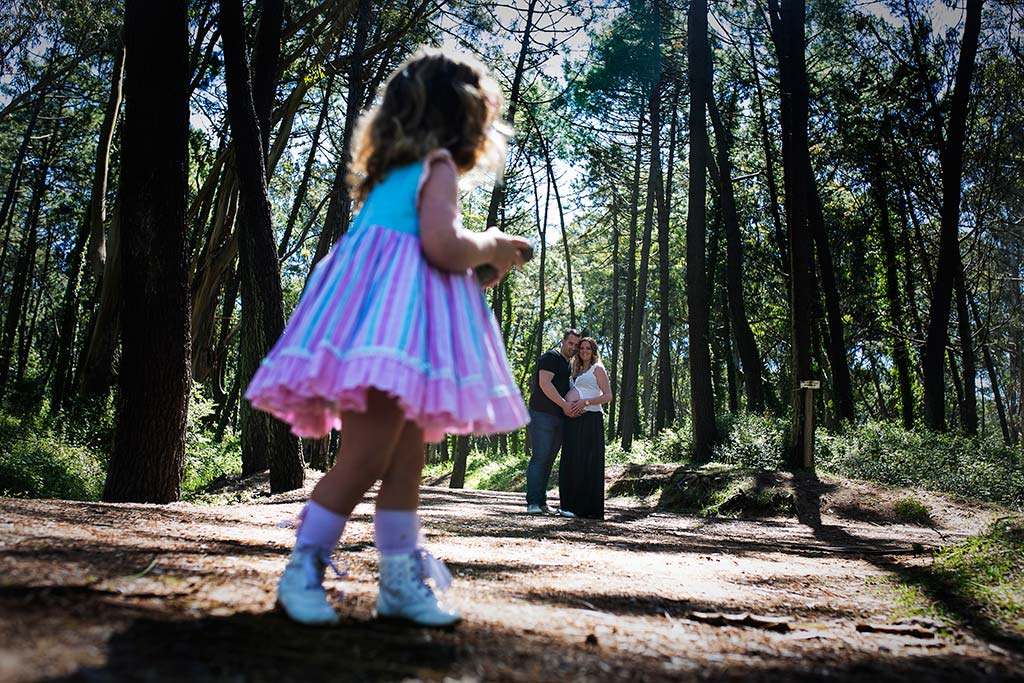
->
xmin=870 ymin=518 xmax=1024 ymax=642
xmin=657 ymin=465 xmax=795 ymax=518
xmin=893 ymin=497 xmax=932 ymax=525
xmin=927 ymin=517 xmax=1024 ymax=639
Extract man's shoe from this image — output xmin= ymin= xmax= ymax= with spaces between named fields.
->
xmin=277 ymin=545 xmax=343 ymax=625
xmin=377 ymin=550 xmax=461 ymax=627
xmin=560 ymin=509 xmax=577 ymax=518
xmin=526 ymin=504 xmax=543 ymax=514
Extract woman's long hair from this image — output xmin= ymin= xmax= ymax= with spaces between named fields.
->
xmin=571 ymin=337 xmax=601 ymax=378
xmin=347 ymin=47 xmax=508 ymax=207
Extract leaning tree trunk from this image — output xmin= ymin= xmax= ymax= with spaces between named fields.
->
xmin=922 ymin=0 xmax=983 ymax=431
xmin=708 ymin=87 xmax=764 ymax=413
xmin=102 ymin=0 xmax=191 ymax=504
xmin=686 ymin=0 xmax=717 ymax=460
xmin=0 ymin=161 xmax=43 ymax=396
xmin=220 ymin=0 xmax=303 ymax=492
xmin=310 ymin=0 xmax=372 ymax=268
xmin=52 ymin=33 xmax=125 ymax=411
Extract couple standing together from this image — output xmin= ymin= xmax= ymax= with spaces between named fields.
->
xmin=525 ymin=330 xmax=613 ymax=519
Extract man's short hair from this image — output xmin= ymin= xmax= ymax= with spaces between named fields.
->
xmin=562 ymin=329 xmax=581 ymax=340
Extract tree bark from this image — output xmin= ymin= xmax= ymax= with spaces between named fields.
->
xmin=484 ymin=0 xmax=538 ymax=229
xmin=768 ymin=0 xmax=816 ymax=467
xmin=220 ymin=0 xmax=303 ymax=492
xmin=954 ymin=269 xmax=978 ymax=434
xmin=922 ymin=0 xmax=983 ymax=431
xmin=686 ymin=0 xmax=717 ymax=460
xmin=872 ymin=165 xmax=914 ymax=429
xmin=86 ymin=29 xmax=126 ymax=274
xmin=654 ymin=85 xmax=678 ymax=431
xmin=279 ymin=71 xmax=335 ymax=257
xmin=0 ymin=159 xmax=43 ymax=396
xmin=102 ymin=0 xmax=191 ymax=504
xmin=619 ymin=116 xmax=645 ymax=439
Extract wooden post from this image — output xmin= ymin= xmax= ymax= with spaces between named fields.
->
xmin=800 ymin=380 xmax=820 ymax=468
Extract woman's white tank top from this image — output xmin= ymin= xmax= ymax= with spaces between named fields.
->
xmin=571 ymin=363 xmax=604 ymax=413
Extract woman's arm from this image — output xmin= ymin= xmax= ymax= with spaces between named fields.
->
xmin=583 ymin=366 xmax=613 ymax=407
xmin=418 ymin=156 xmax=529 ymax=282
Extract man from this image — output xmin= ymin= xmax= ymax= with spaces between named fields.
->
xmin=525 ymin=329 xmax=583 ymax=514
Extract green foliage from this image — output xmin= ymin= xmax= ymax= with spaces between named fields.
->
xmin=929 ymin=517 xmax=1024 ymax=637
xmin=0 ymin=411 xmax=106 ymax=501
xmin=606 ymin=426 xmax=690 ymax=465
xmin=893 ymin=497 xmax=932 ymax=525
xmin=182 ymin=386 xmax=241 ymax=497
xmin=817 ymin=422 xmax=1024 ymax=506
xmin=711 ymin=413 xmax=790 ymax=470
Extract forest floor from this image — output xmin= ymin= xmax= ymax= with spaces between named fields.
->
xmin=1 ymin=468 xmax=1022 ymax=683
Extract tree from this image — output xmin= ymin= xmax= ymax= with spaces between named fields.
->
xmin=921 ymin=0 xmax=984 ymax=431
xmin=102 ymin=0 xmax=191 ymax=503
xmin=686 ymin=0 xmax=718 ymax=459
xmin=220 ymin=0 xmax=304 ymax=492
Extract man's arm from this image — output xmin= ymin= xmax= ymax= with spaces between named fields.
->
xmin=538 ymin=369 xmax=575 ymax=416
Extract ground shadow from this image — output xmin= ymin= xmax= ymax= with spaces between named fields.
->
xmin=793 ymin=470 xmax=1024 ymax=656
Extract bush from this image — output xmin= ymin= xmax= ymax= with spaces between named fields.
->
xmin=0 ymin=412 xmax=106 ymax=500
xmin=817 ymin=422 xmax=1024 ymax=506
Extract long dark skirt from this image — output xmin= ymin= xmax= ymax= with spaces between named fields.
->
xmin=559 ymin=411 xmax=605 ymax=519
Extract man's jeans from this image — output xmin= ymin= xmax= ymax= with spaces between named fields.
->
xmin=526 ymin=409 xmax=564 ymax=507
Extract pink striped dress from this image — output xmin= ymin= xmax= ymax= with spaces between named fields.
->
xmin=244 ymin=149 xmax=529 ymax=443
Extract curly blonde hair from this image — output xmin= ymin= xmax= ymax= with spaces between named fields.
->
xmin=347 ymin=47 xmax=508 ymax=207
xmin=571 ymin=337 xmax=602 ymax=378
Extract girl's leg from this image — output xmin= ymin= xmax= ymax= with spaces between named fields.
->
xmin=278 ymin=389 xmax=406 ymax=626
xmin=374 ymin=423 xmax=459 ymax=626
xmin=310 ymin=388 xmax=407 ymax=516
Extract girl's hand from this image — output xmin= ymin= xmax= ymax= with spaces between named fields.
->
xmin=479 ymin=227 xmax=531 ymax=288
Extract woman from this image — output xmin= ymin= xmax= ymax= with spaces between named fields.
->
xmin=559 ymin=337 xmax=613 ymax=519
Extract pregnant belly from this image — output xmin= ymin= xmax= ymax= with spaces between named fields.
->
xmin=565 ymin=388 xmax=580 ymax=403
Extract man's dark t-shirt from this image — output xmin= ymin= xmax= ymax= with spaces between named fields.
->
xmin=528 ymin=349 xmax=571 ymax=416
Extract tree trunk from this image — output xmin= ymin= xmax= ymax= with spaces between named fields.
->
xmin=102 ymin=0 xmax=191 ymax=504
xmin=619 ymin=116 xmax=645 ymax=436
xmin=969 ymin=294 xmax=1011 ymax=444
xmin=0 ymin=91 xmax=45 ymax=269
xmin=220 ymin=0 xmax=303 ymax=492
xmin=769 ymin=0 xmax=816 ymax=467
xmin=921 ymin=0 xmax=983 ymax=431
xmin=86 ymin=29 xmax=126 ymax=274
xmin=310 ymin=0 xmax=372 ymax=268
xmin=749 ymin=34 xmax=788 ymax=279
xmin=279 ymin=71 xmax=335 ymax=257
xmin=484 ymin=0 xmax=538 ymax=229
xmin=872 ymin=165 xmax=914 ymax=429
xmin=954 ymin=270 xmax=978 ymax=435
xmin=654 ymin=86 xmax=678 ymax=431
xmin=686 ymin=0 xmax=717 ymax=460
xmin=450 ymin=435 xmax=469 ymax=489
xmin=78 ymin=207 xmax=122 ymax=397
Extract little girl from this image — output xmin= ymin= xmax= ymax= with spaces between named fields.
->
xmin=245 ymin=48 xmax=531 ymax=627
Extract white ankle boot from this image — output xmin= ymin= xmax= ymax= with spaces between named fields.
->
xmin=376 ymin=550 xmax=461 ymax=627
xmin=277 ymin=545 xmax=345 ymax=625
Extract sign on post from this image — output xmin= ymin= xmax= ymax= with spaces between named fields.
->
xmin=800 ymin=380 xmax=819 ymax=468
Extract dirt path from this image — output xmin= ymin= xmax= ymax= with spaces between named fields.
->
xmin=1 ymin=477 xmax=1021 ymax=682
